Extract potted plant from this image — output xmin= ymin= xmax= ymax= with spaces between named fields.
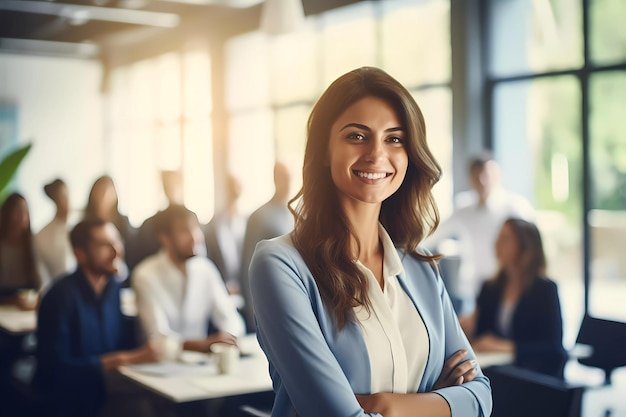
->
xmin=0 ymin=143 xmax=32 ymax=204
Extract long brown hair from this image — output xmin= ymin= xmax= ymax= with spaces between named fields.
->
xmin=289 ymin=67 xmax=442 ymax=329
xmin=0 ymin=193 xmax=40 ymax=289
xmin=84 ymin=175 xmax=128 ymax=238
xmin=494 ymin=218 xmax=547 ymax=289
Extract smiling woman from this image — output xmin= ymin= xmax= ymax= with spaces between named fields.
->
xmin=249 ymin=67 xmax=492 ymax=417
xmin=328 ymin=96 xmax=408 ymax=207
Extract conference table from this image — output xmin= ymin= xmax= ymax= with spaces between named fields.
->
xmin=119 ymin=334 xmax=512 ymax=406
xmin=0 ymin=297 xmax=513 ymax=415
xmin=119 ymin=335 xmax=273 ymax=403
xmin=0 ymin=304 xmax=37 ymax=335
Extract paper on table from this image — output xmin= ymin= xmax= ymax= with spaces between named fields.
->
xmin=126 ymin=361 xmax=208 ymax=377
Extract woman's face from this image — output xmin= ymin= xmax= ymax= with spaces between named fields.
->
xmin=10 ymin=198 xmax=30 ymax=233
xmin=92 ymin=181 xmax=117 ymax=218
xmin=495 ymin=223 xmax=520 ymax=269
xmin=327 ymin=96 xmax=408 ymax=209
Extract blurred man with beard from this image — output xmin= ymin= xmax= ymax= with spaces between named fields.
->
xmin=35 ymin=219 xmax=159 ymax=417
xmin=132 ymin=205 xmax=244 ymax=355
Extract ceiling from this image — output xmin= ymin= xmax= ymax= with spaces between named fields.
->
xmin=0 ymin=0 xmax=363 ymax=58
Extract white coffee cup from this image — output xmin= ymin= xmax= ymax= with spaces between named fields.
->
xmin=17 ymin=289 xmax=38 ymax=310
xmin=210 ymin=342 xmax=239 ymax=374
xmin=154 ymin=335 xmax=181 ymax=362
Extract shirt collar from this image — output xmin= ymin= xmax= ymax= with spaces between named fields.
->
xmin=378 ymin=223 xmax=403 ymax=281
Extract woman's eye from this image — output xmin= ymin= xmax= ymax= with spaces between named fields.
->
xmin=387 ymin=136 xmax=404 ymax=144
xmin=347 ymin=133 xmax=366 ymax=141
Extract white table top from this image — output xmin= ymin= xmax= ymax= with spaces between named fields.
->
xmin=0 ymin=304 xmax=37 ymax=334
xmin=119 ymin=334 xmax=272 ymax=403
xmin=475 ymin=351 xmax=514 ymax=369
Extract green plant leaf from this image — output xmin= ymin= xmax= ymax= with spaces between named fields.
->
xmin=0 ymin=143 xmax=32 ymax=196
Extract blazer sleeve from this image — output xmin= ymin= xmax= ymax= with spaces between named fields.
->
xmin=405 ymin=254 xmax=493 ymax=417
xmin=420 ymin=257 xmax=492 ymax=417
xmin=250 ymin=242 xmax=381 ymax=417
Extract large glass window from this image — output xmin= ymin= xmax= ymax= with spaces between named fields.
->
xmin=319 ymin=2 xmax=378 ymax=86
xmin=380 ymin=0 xmax=451 ymax=86
xmin=269 ymin=24 xmax=320 ymax=106
xmin=493 ymin=76 xmax=583 ymax=346
xmin=225 ymin=0 xmax=453 ymax=216
xmin=590 ymin=0 xmax=626 ymax=65
xmin=488 ymin=0 xmax=626 ymax=342
xmin=489 ymin=0 xmax=582 ymax=77
xmin=413 ymin=88 xmax=454 ymax=217
xmin=106 ymin=49 xmax=214 ymax=224
xmin=274 ymin=104 xmax=310 ymax=197
xmin=589 ymin=71 xmax=626 ymax=321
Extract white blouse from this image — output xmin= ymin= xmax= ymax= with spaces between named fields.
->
xmin=353 ymin=225 xmax=429 ymax=394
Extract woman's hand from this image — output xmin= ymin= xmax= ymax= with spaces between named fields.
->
xmin=356 ymin=392 xmax=450 ymax=417
xmin=206 ymin=332 xmax=238 ymax=349
xmin=433 ymin=349 xmax=477 ymax=390
xmin=356 ymin=393 xmax=395 ymax=417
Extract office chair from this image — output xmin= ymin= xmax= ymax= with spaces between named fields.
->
xmin=485 ymin=365 xmax=585 ymax=417
xmin=575 ymin=314 xmax=626 ymax=385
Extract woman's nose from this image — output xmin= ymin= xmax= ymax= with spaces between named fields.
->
xmin=365 ymin=140 xmax=385 ymax=162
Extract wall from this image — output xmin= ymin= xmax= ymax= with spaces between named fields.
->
xmin=0 ymin=53 xmax=104 ymax=231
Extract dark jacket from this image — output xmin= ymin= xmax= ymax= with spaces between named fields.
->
xmin=35 ymin=268 xmax=137 ymax=417
xmin=475 ymin=276 xmax=568 ymax=378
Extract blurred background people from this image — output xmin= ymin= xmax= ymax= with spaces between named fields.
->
xmin=204 ymin=174 xmax=247 ymax=294
xmin=34 ymin=178 xmax=76 ymax=282
xmin=35 ymin=219 xmax=159 ymax=417
xmin=132 ymin=205 xmax=244 ymax=355
xmin=83 ymin=175 xmax=134 ymax=281
xmin=461 ymin=218 xmax=567 ymax=379
xmin=239 ymin=161 xmax=294 ymax=332
xmin=127 ymin=170 xmax=203 ymax=272
xmin=0 ymin=192 xmax=48 ymax=308
xmin=424 ymin=153 xmax=535 ymax=316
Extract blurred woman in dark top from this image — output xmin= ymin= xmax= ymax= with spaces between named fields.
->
xmin=83 ymin=175 xmax=134 ymax=280
xmin=84 ymin=176 xmax=133 ymax=242
xmin=0 ymin=192 xmax=48 ymax=308
xmin=461 ymin=217 xmax=568 ymax=378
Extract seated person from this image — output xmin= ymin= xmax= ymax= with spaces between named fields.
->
xmin=0 ymin=193 xmax=49 ymax=309
xmin=132 ymin=204 xmax=245 ymax=354
xmin=461 ymin=217 xmax=567 ymax=378
xmin=35 ymin=178 xmax=76 ymax=282
xmin=35 ymin=219 xmax=159 ymax=417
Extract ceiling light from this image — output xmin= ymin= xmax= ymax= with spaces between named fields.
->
xmin=260 ymin=0 xmax=305 ymax=35
xmin=0 ymin=0 xmax=180 ymax=28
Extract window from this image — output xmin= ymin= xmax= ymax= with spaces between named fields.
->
xmin=590 ymin=0 xmax=626 ymax=65
xmin=589 ymin=71 xmax=626 ymax=321
xmin=106 ymin=49 xmax=214 ymax=225
xmin=225 ymin=0 xmax=453 ymax=216
xmin=489 ymin=0 xmax=582 ymax=77
xmin=488 ymin=0 xmax=626 ymax=331
xmin=492 ymin=76 xmax=583 ymax=344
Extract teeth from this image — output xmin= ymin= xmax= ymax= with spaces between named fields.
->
xmin=356 ymin=171 xmax=387 ymax=180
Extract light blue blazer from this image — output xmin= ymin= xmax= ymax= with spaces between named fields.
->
xmin=250 ymin=234 xmax=492 ymax=417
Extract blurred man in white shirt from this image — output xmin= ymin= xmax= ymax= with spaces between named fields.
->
xmin=132 ymin=205 xmax=244 ymax=354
